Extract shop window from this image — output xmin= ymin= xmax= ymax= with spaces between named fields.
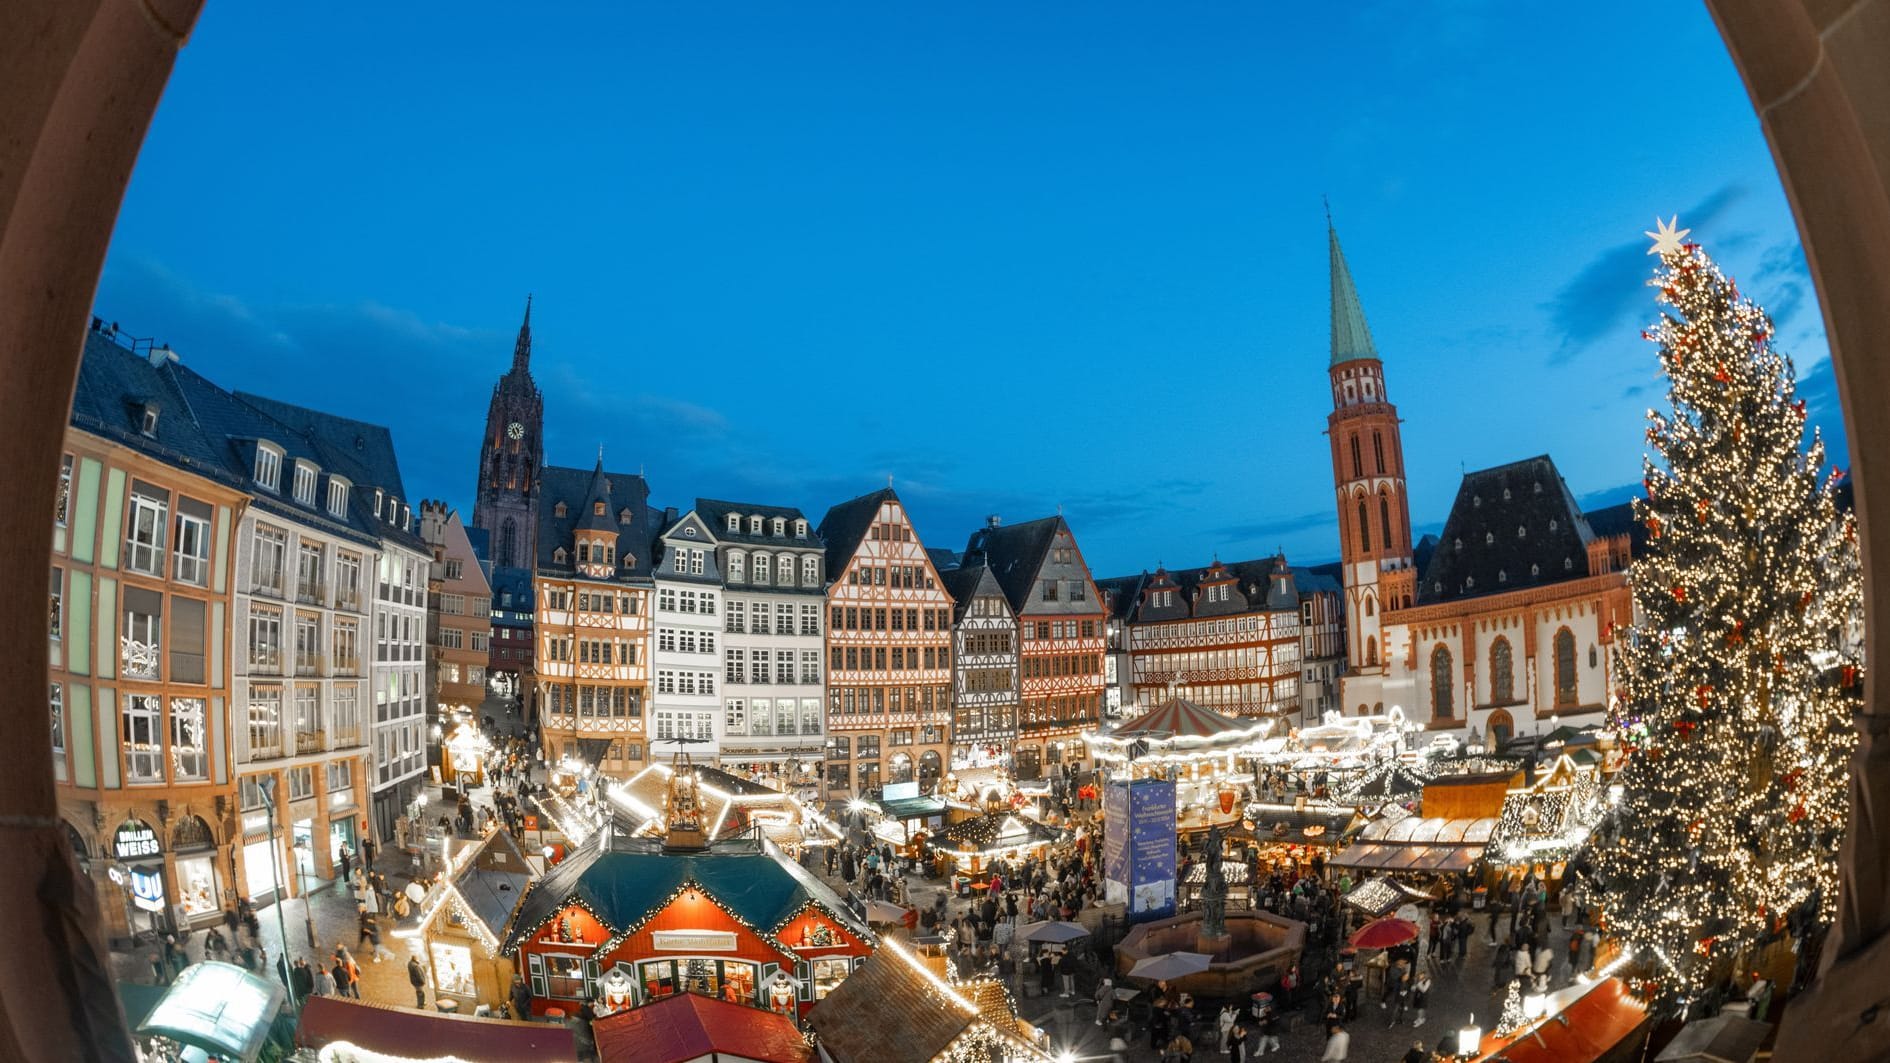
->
xmin=811 ymin=957 xmax=852 ymax=999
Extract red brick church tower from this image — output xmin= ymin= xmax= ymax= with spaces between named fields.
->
xmin=1324 ymin=219 xmax=1414 ymax=715
xmin=472 ymin=297 xmax=545 ymax=570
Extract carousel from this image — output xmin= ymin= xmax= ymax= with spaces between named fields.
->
xmin=1083 ymin=698 xmax=1278 ymax=833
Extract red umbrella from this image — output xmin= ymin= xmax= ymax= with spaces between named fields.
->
xmin=1347 ymin=916 xmax=1419 ymax=950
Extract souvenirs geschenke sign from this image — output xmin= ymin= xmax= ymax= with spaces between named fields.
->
xmin=652 ymin=930 xmax=737 ymax=952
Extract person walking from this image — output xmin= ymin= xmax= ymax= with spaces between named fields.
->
xmin=1224 ymin=1022 xmax=1248 ymax=1062
xmin=1058 ymin=949 xmax=1076 ymax=998
xmin=291 ymin=958 xmax=315 ymax=1003
xmin=1094 ymin=976 xmax=1115 ymax=1025
xmin=1254 ymin=1003 xmax=1280 ymax=1055
xmin=1533 ymin=942 xmax=1554 ymax=992
xmin=331 ymin=956 xmax=355 ymax=999
xmin=408 ymin=954 xmax=429 ymax=1008
xmin=1320 ymin=1022 xmax=1349 ymax=1062
xmin=1410 ymin=971 xmax=1431 ymax=1028
xmin=313 ymin=962 xmax=335 ymax=997
xmin=339 ymin=845 xmax=353 ymax=884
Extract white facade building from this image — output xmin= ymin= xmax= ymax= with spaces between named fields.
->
xmin=693 ymin=500 xmax=826 ymax=777
xmin=652 ymin=512 xmax=723 ymax=758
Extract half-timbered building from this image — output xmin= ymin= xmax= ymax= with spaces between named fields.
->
xmin=959 ymin=515 xmax=1105 ymax=779
xmin=534 ymin=460 xmax=656 ymax=775
xmin=1119 ymin=556 xmax=1304 ymax=721
xmin=818 ymin=488 xmax=953 ymax=797
xmin=939 ymin=563 xmax=1017 ymax=772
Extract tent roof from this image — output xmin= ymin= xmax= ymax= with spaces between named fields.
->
xmin=296 ymin=995 xmax=576 ymax=1061
xmin=1113 ymin=698 xmax=1255 ymax=740
xmin=592 ymin=992 xmax=812 ymax=1063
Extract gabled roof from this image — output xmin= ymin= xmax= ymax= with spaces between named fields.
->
xmin=1101 ymin=554 xmax=1295 ymax=622
xmin=1329 ymin=220 xmax=1380 ymax=365
xmin=807 ymin=947 xmax=979 ymax=1063
xmin=1096 ymin=573 xmax=1148 ymax=623
xmin=536 ymin=463 xmax=655 ymax=577
xmin=816 ymin=487 xmax=898 ymax=576
xmin=1417 ymin=454 xmax=1598 ymax=605
xmin=960 ymin=515 xmax=1064 ymax=613
xmin=502 ymin=816 xmax=867 ymax=954
xmin=938 ymin=564 xmax=1007 ymax=623
xmin=447 ymin=829 xmax=532 ymax=940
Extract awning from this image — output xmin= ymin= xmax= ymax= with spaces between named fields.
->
xmin=574 ymin=738 xmax=614 ymax=767
xmin=878 ymin=796 xmax=948 ymax=821
xmin=296 ymin=995 xmax=578 ymax=1061
xmin=1469 ymin=977 xmax=1649 ymax=1062
xmin=593 ymin=991 xmax=812 ymax=1063
xmin=1330 ymin=840 xmax=1485 ymax=872
xmin=135 ymin=961 xmax=283 ymax=1062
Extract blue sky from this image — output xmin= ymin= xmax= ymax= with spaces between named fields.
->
xmin=97 ymin=1 xmax=1845 ymax=576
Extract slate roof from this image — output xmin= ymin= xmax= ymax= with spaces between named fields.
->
xmin=69 ymin=330 xmax=248 ymax=491
xmin=234 ymin=391 xmax=427 ymax=552
xmin=465 ymin=526 xmax=491 ymax=567
xmin=926 ymin=547 xmax=962 ymax=572
xmin=816 ymin=487 xmax=897 ymax=577
xmin=938 ymin=564 xmax=1005 ymax=623
xmin=1289 ymin=565 xmax=1342 ymax=596
xmin=1583 ymin=500 xmax=1649 ymax=556
xmin=1096 ymin=573 xmax=1148 ymax=624
xmin=1417 ymin=455 xmax=1598 ymax=605
xmin=692 ymin=498 xmax=821 ymax=548
xmin=536 ymin=463 xmax=656 ymax=578
xmin=501 ymin=815 xmax=867 ymax=953
xmin=1102 ymin=554 xmax=1296 ymax=623
xmin=960 ymin=515 xmax=1062 ymax=614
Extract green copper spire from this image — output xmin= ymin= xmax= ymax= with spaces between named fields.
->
xmin=1328 ymin=216 xmax=1379 ymax=366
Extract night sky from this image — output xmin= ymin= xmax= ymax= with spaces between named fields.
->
xmin=96 ymin=1 xmax=1846 ymax=576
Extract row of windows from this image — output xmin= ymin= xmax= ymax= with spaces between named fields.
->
xmin=544 ymin=684 xmax=642 ymax=717
xmin=656 ymin=588 xmax=714 ymax=614
xmin=1038 ymin=579 xmax=1088 ymax=602
xmin=437 ymin=627 xmax=490 ymax=652
xmin=824 ymin=727 xmax=946 ymax=759
xmin=245 ymin=683 xmax=365 ymax=758
xmin=831 ymin=646 xmax=949 ymax=672
xmin=654 ymin=670 xmax=717 ymax=696
xmin=249 ymin=526 xmax=370 ymax=609
xmin=1021 ymin=654 xmax=1103 ymax=679
xmin=723 ymin=513 xmax=807 ymax=539
xmin=1021 ymin=693 xmax=1103 ymax=727
xmin=252 ymin=445 xmax=357 ymax=523
xmin=960 ymin=631 xmax=1014 ymax=656
xmin=725 ymin=551 xmax=820 ymax=588
xmin=652 ymin=710 xmax=714 ymax=741
xmin=723 ymin=697 xmax=823 ymax=737
xmin=726 ymin=601 xmax=821 ymax=635
xmin=657 ymin=628 xmax=716 ymax=655
xmin=1428 ymin=629 xmax=1586 ymax=718
xmin=830 ymin=606 xmax=952 ymax=632
xmin=1026 ymin=619 xmax=1099 ymax=641
xmin=724 ymin=649 xmax=822 ymax=684
xmin=961 ymin=668 xmax=1015 ymax=694
xmin=827 ymin=686 xmax=950 ymax=717
xmin=577 ymin=590 xmax=643 ymax=614
xmin=846 ymin=563 xmax=933 ymax=590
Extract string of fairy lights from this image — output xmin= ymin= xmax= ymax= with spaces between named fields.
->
xmin=1573 ymin=220 xmax=1863 ymax=1012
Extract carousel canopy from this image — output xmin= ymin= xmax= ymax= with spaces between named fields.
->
xmin=1114 ymin=698 xmax=1258 ymax=739
xmin=1086 ymin=698 xmax=1275 ymax=765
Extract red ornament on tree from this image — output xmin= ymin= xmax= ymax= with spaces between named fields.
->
xmin=1647 ymin=516 xmax=1663 ymax=538
xmin=1673 ymin=585 xmax=1688 ymax=602
xmin=1676 ymin=719 xmax=1698 ymax=739
xmin=1789 ymin=804 xmax=1808 ymax=823
xmin=1843 ymin=665 xmax=1858 ymax=687
xmin=1715 ymin=363 xmax=1731 ymax=383
xmin=1726 ymin=621 xmax=1745 ymax=646
xmin=1694 ymin=685 xmax=1713 ymax=709
xmin=1782 ymin=768 xmax=1804 ymax=792
xmin=1696 ymin=498 xmax=1711 ymax=523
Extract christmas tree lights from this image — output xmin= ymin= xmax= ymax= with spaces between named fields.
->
xmin=1575 ymin=220 xmax=1862 ymax=1013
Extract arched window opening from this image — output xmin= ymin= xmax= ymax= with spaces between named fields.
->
xmin=1366 ymin=636 xmax=1378 ymax=666
xmin=1490 ymin=636 xmax=1514 ymax=703
xmin=1357 ymin=499 xmax=1371 ymax=552
xmin=1488 ymin=708 xmax=1515 ymax=749
xmin=499 ymin=517 xmax=517 ymax=569
xmin=1373 ymin=431 xmax=1385 ymax=474
xmin=1431 ymin=645 xmax=1454 ymax=718
xmin=1380 ymin=493 xmax=1395 ymax=552
xmin=1554 ymin=628 xmax=1579 ymax=707
xmin=1350 ymin=435 xmax=1363 ymax=479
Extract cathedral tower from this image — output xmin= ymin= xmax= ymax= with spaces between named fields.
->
xmin=472 ymin=297 xmax=544 ymax=570
xmin=1324 ymin=220 xmax=1414 ymax=714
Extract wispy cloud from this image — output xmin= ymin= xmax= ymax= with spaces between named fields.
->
xmin=1543 ymin=184 xmax=1747 ymax=365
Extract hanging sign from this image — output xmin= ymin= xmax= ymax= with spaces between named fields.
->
xmin=114 ymin=820 xmax=162 ymax=862
xmin=129 ymin=867 xmax=167 ymax=912
xmin=652 ymin=930 xmax=737 ymax=952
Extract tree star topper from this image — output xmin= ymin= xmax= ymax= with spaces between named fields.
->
xmin=1646 ymin=215 xmax=1690 ymax=256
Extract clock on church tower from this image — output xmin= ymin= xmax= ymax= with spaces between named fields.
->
xmin=507 ymin=421 xmax=524 ymax=440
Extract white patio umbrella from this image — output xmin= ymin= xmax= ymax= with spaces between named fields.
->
xmin=1017 ymin=920 xmax=1091 ymax=945
xmin=1128 ymin=952 xmax=1212 ymax=981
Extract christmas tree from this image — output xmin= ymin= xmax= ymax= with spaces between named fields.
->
xmin=1577 ymin=219 xmax=1862 ymax=1012
xmin=1494 ymin=980 xmax=1527 ymax=1037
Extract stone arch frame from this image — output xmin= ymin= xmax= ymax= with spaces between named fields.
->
xmin=1489 ymin=635 xmax=1515 ymax=704
xmin=1552 ymin=625 xmax=1578 ymax=708
xmin=2 ymin=1 xmax=1889 ymax=1056
xmin=1429 ymin=644 xmax=1454 ymax=720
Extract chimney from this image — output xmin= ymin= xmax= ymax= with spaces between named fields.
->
xmin=147 ymin=345 xmax=178 ymax=369
xmin=986 ymin=514 xmax=1002 ymax=529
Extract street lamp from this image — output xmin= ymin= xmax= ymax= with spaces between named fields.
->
xmin=255 ymin=775 xmax=302 ymax=1009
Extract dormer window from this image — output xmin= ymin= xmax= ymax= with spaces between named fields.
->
xmin=1564 ymin=556 xmax=1574 ymax=570
xmin=326 ymin=478 xmax=349 ymax=517
xmin=593 ymin=501 xmax=606 ymax=516
xmin=727 ymin=514 xmax=741 ymax=532
xmin=1549 ymin=519 xmax=1559 ymax=531
xmin=1531 ymin=563 xmax=1540 ymax=577
xmin=772 ymin=517 xmax=785 ymax=537
xmin=1466 ymin=575 xmax=1476 ymax=588
xmin=254 ymin=444 xmax=283 ymax=491
xmin=554 ymin=502 xmax=567 ymax=518
xmin=1472 ymin=495 xmax=1481 ymax=508
xmin=749 ymin=516 xmax=763 ymax=535
xmin=1518 ymin=525 xmax=1527 ymax=539
xmin=795 ymin=519 xmax=807 ymax=537
xmin=292 ymin=462 xmax=317 ymax=506
xmin=373 ymin=489 xmax=383 ymax=517
xmin=1454 ymin=538 xmax=1462 ymax=551
xmin=1498 ymin=570 xmax=1508 ymax=583
xmin=1503 ymin=487 xmax=1512 ymax=500
xmin=1534 ymin=482 xmax=1543 ymax=494
xmin=554 ymin=548 xmax=567 ymax=564
xmin=618 ymin=508 xmax=632 ymax=524
xmin=139 ymin=404 xmax=160 ymax=437
xmin=1485 ymin=532 xmax=1495 ymax=545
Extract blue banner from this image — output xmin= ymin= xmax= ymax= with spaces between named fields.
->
xmin=1104 ymin=779 xmax=1176 ymax=922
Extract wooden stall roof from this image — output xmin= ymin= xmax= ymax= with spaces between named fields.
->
xmin=1421 ymin=770 xmax=1523 ymax=820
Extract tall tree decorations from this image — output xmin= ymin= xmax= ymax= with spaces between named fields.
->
xmin=1578 ymin=219 xmax=1862 ymax=1013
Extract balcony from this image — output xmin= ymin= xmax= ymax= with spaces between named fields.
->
xmin=295 ymin=654 xmax=325 ymax=677
xmin=335 ymin=591 xmax=363 ymax=613
xmin=249 ymin=650 xmax=281 ymax=673
xmin=330 ymin=726 xmax=360 ymax=747
xmin=295 ymin=581 xmax=325 ymax=606
xmin=295 ymin=730 xmax=327 ymax=754
xmin=251 ymin=574 xmax=286 ymax=600
xmin=333 ymin=658 xmax=360 ymax=677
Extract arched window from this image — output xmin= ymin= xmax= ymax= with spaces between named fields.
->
xmin=498 ymin=518 xmax=517 ymax=569
xmin=1366 ymin=636 xmax=1378 ymax=666
xmin=1357 ymin=499 xmax=1371 ymax=552
xmin=1350 ymin=435 xmax=1363 ymax=478
xmin=1373 ymin=431 xmax=1386 ymax=473
xmin=1364 ymin=597 xmax=1375 ymax=617
xmin=1379 ymin=493 xmax=1395 ymax=551
xmin=1488 ymin=708 xmax=1515 ymax=748
xmin=1431 ymin=644 xmax=1454 ymax=718
xmin=1490 ymin=637 xmax=1514 ymax=703
xmin=1554 ymin=628 xmax=1578 ymax=707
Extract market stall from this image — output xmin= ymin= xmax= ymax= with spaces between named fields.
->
xmin=1485 ymin=757 xmax=1612 ymax=898
xmin=929 ymin=812 xmax=1065 ymax=881
xmin=1327 ymin=815 xmax=1497 ymax=886
xmin=1241 ymin=802 xmax=1362 ymax=878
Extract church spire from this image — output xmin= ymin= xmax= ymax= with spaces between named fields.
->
xmin=511 ymin=294 xmax=534 ymax=372
xmin=1328 ymin=216 xmax=1379 ymax=366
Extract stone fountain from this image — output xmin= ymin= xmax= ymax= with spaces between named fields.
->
xmin=1116 ymin=825 xmax=1307 ymax=997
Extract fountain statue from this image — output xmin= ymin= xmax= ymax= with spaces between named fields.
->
xmin=1198 ymin=824 xmax=1230 ymax=956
